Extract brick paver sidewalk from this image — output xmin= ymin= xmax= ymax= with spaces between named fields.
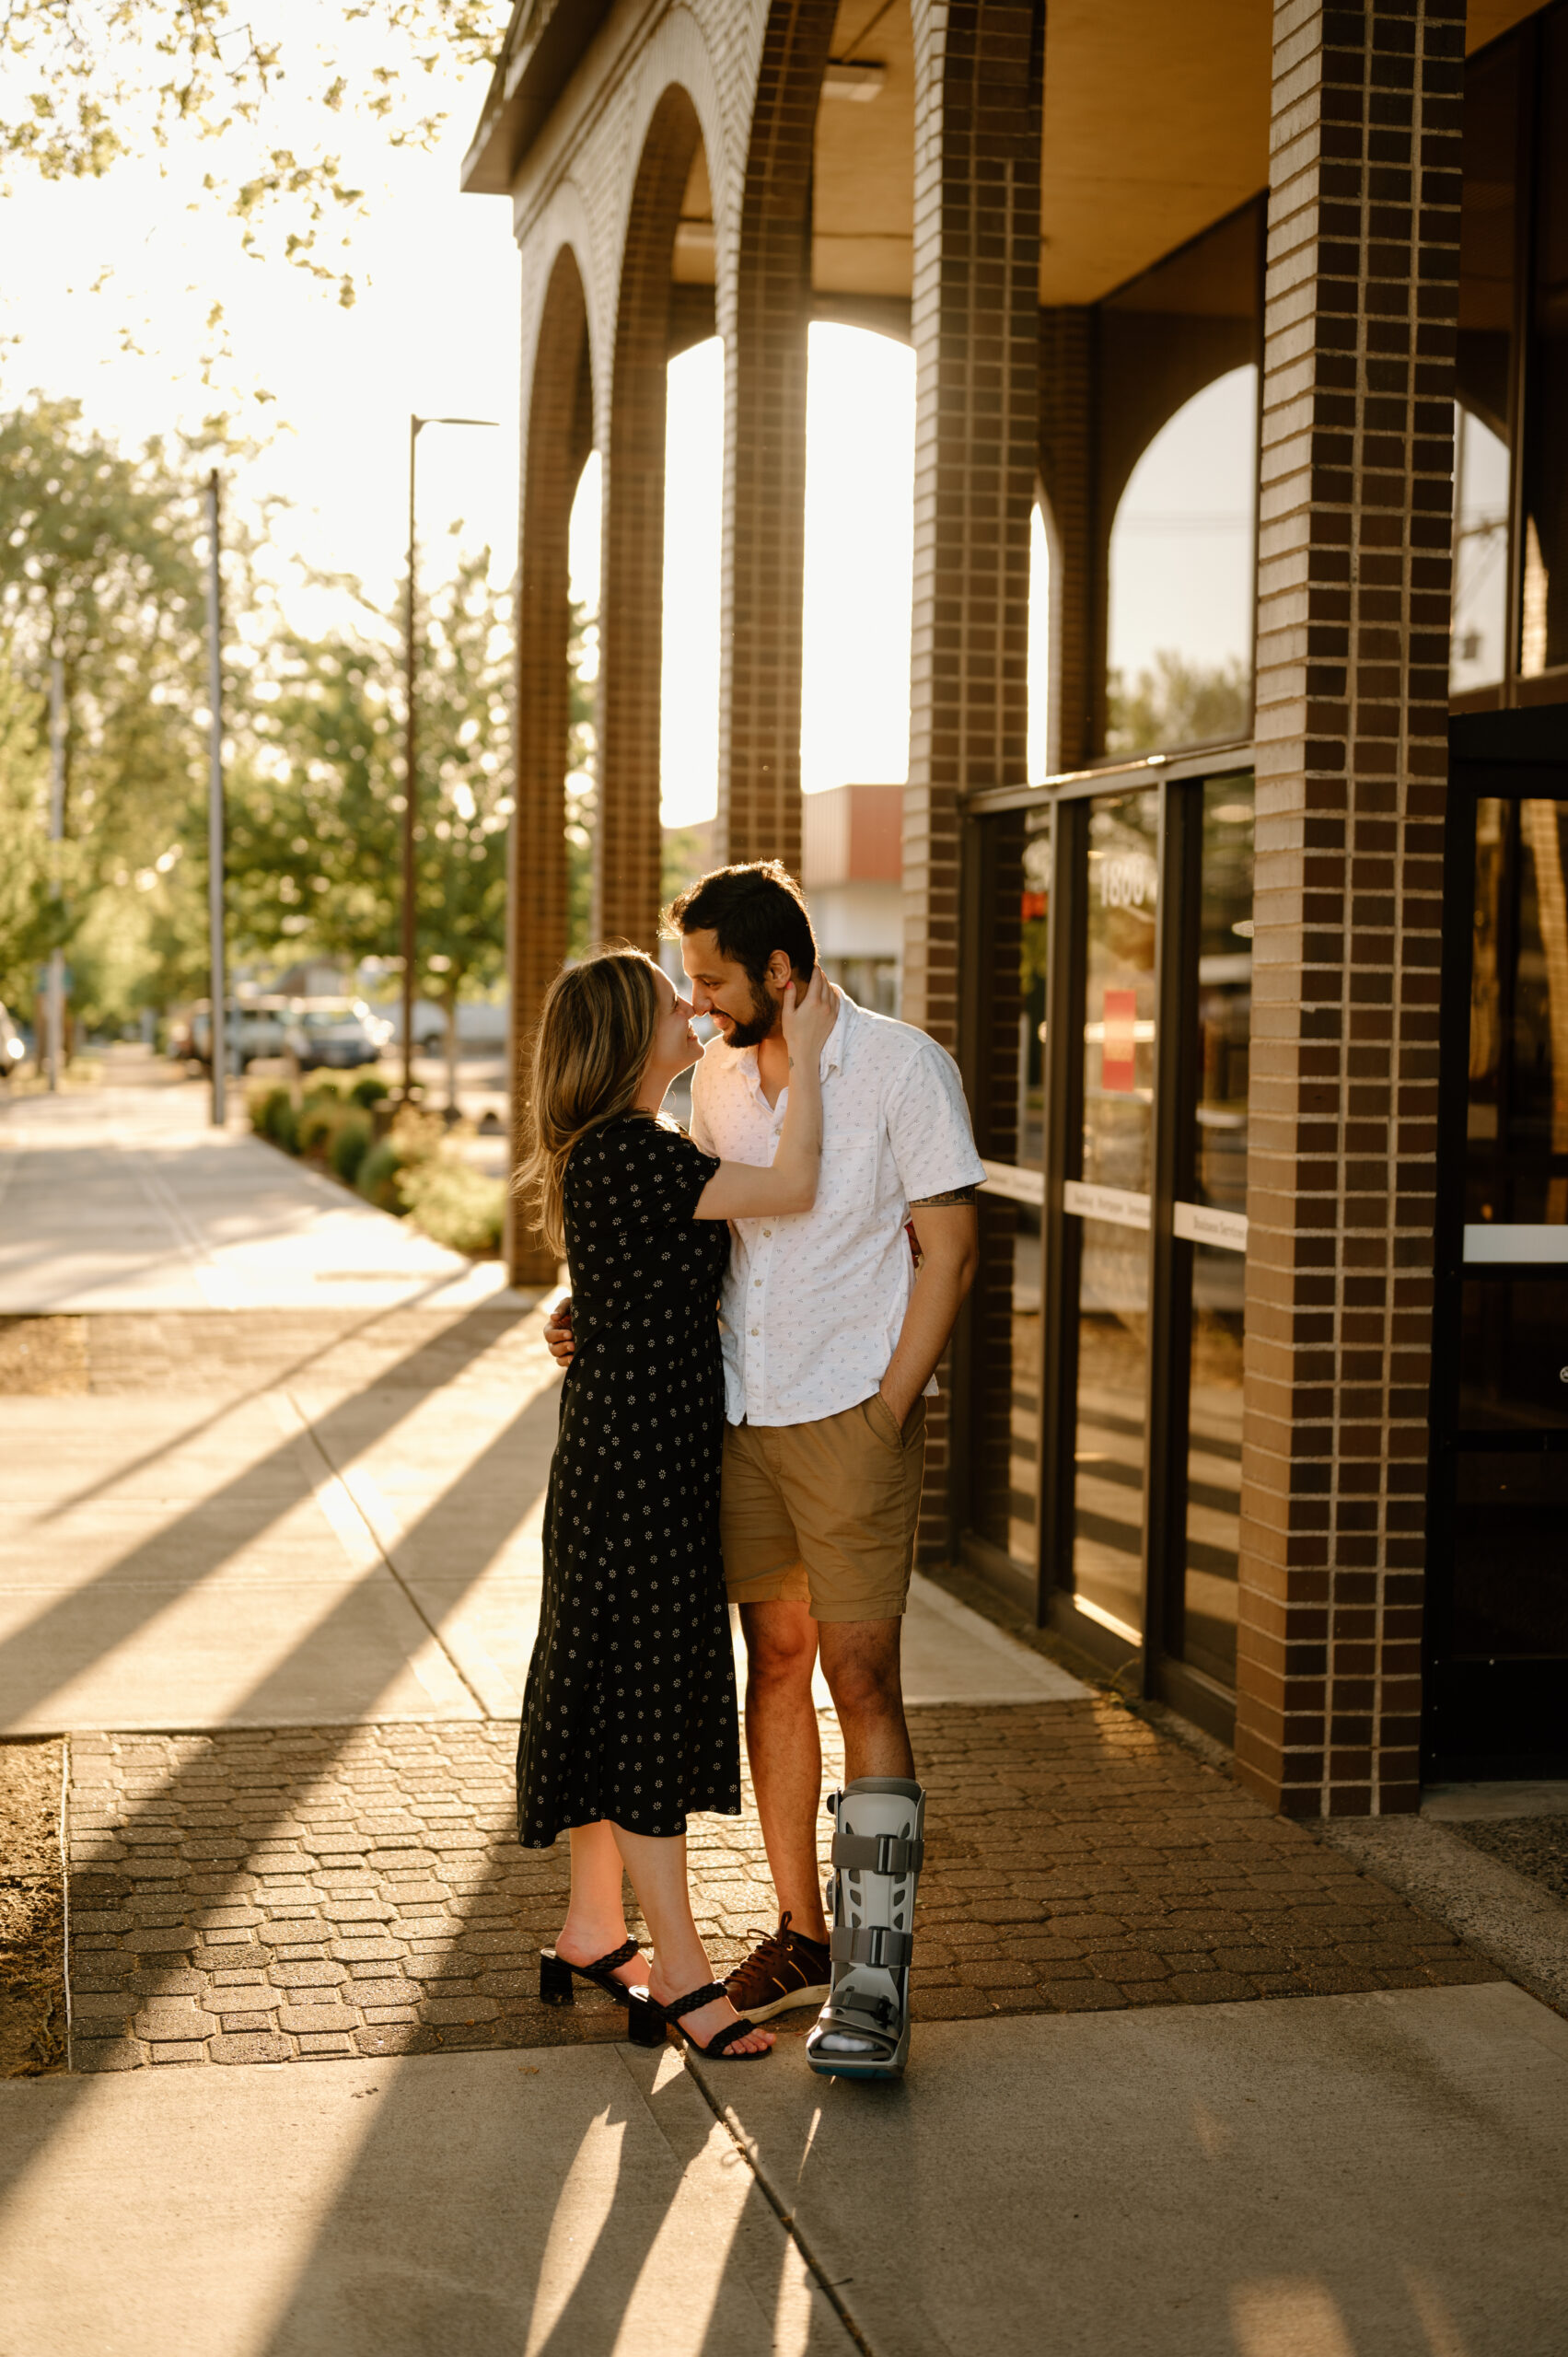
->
xmin=64 ymin=1700 xmax=1496 ymax=2072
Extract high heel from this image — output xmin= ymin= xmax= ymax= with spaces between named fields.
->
xmin=633 ymin=1981 xmax=771 ymax=2061
xmin=538 ymin=1938 xmax=647 ymax=2007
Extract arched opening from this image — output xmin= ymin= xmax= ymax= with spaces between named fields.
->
xmin=1028 ymin=496 xmax=1058 ymax=785
xmin=600 ymin=85 xmax=712 ymax=951
xmin=508 ymin=239 xmax=593 ymax=1283
xmin=1105 ymin=365 xmax=1258 ymax=756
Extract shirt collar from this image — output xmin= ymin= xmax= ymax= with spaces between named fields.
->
xmin=715 ymin=988 xmax=858 ymax=1096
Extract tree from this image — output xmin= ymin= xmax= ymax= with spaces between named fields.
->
xmin=565 ymin=601 xmax=596 ymax=960
xmin=226 ymin=542 xmax=514 ymax=1101
xmin=1106 ymin=651 xmax=1251 ymax=756
xmin=0 ymin=396 xmax=227 ymax=1033
xmin=0 ymin=3 xmax=500 ymax=297
xmin=0 ymin=646 xmax=58 ymax=1009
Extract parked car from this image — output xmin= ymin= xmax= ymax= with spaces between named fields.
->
xmin=283 ymin=1002 xmax=389 ymax=1073
xmin=0 ymin=1002 xmax=26 ymax=1080
xmin=372 ymin=996 xmax=508 ymax=1055
xmin=189 ymin=1004 xmax=291 ymax=1071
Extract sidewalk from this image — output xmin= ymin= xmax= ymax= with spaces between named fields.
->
xmin=2 ymin=1074 xmax=1566 ymax=2355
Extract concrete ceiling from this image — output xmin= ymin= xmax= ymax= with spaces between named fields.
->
xmin=672 ymin=0 xmax=1549 ymax=311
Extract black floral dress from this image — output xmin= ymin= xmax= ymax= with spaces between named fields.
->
xmin=517 ymin=1114 xmax=739 ymax=1848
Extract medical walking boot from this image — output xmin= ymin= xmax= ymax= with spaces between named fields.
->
xmin=806 ymin=1778 xmax=924 ymax=2081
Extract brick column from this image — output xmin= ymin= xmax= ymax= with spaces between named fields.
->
xmin=1238 ymin=0 xmax=1462 ymax=1816
xmin=906 ymin=2 xmax=1040 ymax=1561
xmin=905 ymin=0 xmax=1041 ymax=1051
xmin=507 ymin=247 xmax=594 ymax=1288
xmin=1037 ymin=306 xmax=1095 ymax=772
xmin=599 ymin=92 xmax=705 ymax=949
xmin=717 ymin=0 xmax=836 ymax=873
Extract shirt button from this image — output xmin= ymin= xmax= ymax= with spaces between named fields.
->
xmin=750 ymin=1328 xmax=759 ymax=1337
xmin=753 ymin=1279 xmax=761 ymax=1288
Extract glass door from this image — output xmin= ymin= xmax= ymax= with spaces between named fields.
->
xmin=1430 ymin=751 xmax=1568 ymax=1776
xmin=1062 ymin=786 xmax=1161 ymax=1645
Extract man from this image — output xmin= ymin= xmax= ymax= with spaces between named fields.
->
xmin=546 ymin=861 xmax=981 ymax=2077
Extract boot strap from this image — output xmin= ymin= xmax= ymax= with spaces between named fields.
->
xmin=830 ymin=1831 xmax=924 ymax=1875
xmin=830 ymin=1924 xmax=913 ymax=1969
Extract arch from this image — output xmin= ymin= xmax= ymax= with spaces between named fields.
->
xmin=507 ymin=238 xmax=594 ymax=1285
xmin=598 ymin=83 xmax=710 ymax=951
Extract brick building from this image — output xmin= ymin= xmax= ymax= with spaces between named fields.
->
xmin=463 ymin=1 xmax=1568 ymax=1812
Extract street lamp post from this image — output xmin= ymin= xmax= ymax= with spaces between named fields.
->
xmin=401 ymin=413 xmax=499 ymax=1104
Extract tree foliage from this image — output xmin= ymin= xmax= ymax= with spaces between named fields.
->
xmin=226 ymin=541 xmax=514 ymax=1023
xmin=0 ymin=2 xmax=502 ymax=296
xmin=1106 ymin=651 xmax=1252 ymax=757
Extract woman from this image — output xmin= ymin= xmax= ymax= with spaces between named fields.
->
xmin=516 ymin=944 xmax=835 ymax=2061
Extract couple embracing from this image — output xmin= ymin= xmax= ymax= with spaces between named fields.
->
xmin=517 ymin=862 xmax=982 ymax=2077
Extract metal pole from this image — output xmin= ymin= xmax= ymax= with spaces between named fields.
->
xmin=401 ymin=415 xmax=420 ymax=1103
xmin=46 ymin=656 xmax=65 ymax=1091
xmin=206 ymin=470 xmax=228 ymax=1127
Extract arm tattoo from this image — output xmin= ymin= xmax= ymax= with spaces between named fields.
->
xmin=909 ymin=1184 xmax=978 ymax=1208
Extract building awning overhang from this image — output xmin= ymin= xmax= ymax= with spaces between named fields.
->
xmin=460 ymin=0 xmax=614 ymax=197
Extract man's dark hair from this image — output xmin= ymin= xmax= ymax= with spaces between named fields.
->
xmin=664 ymin=861 xmax=817 ymax=994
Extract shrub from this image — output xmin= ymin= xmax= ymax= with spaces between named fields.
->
xmin=269 ymin=1097 xmax=300 ymax=1155
xmin=355 ymin=1137 xmax=403 ymax=1213
xmin=296 ymin=1100 xmax=343 ymax=1157
xmin=330 ymin=1113 xmax=373 ymax=1186
xmin=399 ymin=1157 xmax=505 ymax=1257
xmin=249 ymin=1084 xmax=292 ymax=1142
xmin=349 ymin=1074 xmax=391 ymax=1109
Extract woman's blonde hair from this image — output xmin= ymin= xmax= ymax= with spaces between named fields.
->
xmin=516 ymin=945 xmax=662 ymax=1256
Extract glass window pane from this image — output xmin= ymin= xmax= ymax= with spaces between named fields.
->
xmin=968 ymin=810 xmax=1047 ymax=1571
xmin=1069 ymin=789 xmax=1159 ymax=1641
xmin=1452 ymin=1453 xmax=1568 ymax=1658
xmin=1181 ymin=777 xmax=1254 ymax=1689
xmin=1459 ymin=1281 xmax=1568 ymax=1430
xmin=1521 ymin=10 xmax=1568 ymax=678
xmin=1468 ymin=797 xmax=1568 ymax=1237
xmin=1452 ymin=32 xmax=1519 ymax=695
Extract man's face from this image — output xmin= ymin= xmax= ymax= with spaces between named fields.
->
xmin=680 ymin=930 xmax=783 ymax=1051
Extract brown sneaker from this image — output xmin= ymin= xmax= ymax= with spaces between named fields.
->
xmin=725 ymin=1913 xmax=831 ymax=2023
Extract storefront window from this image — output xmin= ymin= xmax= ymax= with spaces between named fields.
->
xmin=1520 ymin=8 xmax=1568 ymax=679
xmin=1453 ymin=32 xmax=1519 ymax=695
xmin=1467 ymin=795 xmax=1568 ymax=1244
xmin=1179 ymin=779 xmax=1253 ymax=1688
xmin=1067 ymin=788 xmax=1159 ymax=1640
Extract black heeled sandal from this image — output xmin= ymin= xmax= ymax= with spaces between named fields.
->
xmin=625 ymin=1980 xmax=771 ymax=2060
xmin=538 ymin=1937 xmax=648 ymax=2007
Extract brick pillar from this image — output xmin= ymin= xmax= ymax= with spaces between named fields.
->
xmin=905 ymin=0 xmax=1041 ymax=1051
xmin=1237 ymin=0 xmax=1462 ymax=1817
xmin=507 ymin=247 xmax=594 ymax=1288
xmin=599 ymin=91 xmax=704 ymax=949
xmin=717 ymin=0 xmax=836 ymax=873
xmin=906 ymin=2 xmax=1041 ymax=1561
xmin=1037 ymin=307 xmax=1095 ymax=772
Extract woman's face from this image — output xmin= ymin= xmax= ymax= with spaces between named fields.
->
xmin=649 ymin=966 xmax=702 ymax=1082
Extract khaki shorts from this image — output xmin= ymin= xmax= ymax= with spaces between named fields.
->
xmin=721 ymin=1394 xmax=927 ymax=1624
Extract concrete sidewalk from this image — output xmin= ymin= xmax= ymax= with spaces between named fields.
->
xmin=0 ymin=1082 xmax=517 ymax=1315
xmin=4 ymin=1074 xmax=1564 ymax=2356
xmin=2 ymin=1984 xmax=1563 ymax=2356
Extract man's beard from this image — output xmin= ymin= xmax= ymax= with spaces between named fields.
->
xmin=721 ymin=977 xmax=780 ymax=1051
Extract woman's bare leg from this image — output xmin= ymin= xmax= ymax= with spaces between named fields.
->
xmin=553 ymin=1821 xmax=645 ymax=1989
xmin=611 ymin=1823 xmax=772 ymax=2055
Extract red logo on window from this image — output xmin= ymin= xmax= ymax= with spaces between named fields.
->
xmin=1102 ymin=988 xmax=1137 ymax=1093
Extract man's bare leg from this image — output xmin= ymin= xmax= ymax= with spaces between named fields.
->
xmin=738 ymin=1593 xmax=828 ymax=1943
xmin=817 ymin=1619 xmax=915 ymax=1782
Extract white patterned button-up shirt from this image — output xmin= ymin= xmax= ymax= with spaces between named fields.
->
xmin=689 ymin=992 xmax=986 ymax=1429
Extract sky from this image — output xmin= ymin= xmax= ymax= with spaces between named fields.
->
xmin=2 ymin=10 xmax=1260 ymax=831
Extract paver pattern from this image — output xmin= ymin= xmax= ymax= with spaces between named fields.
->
xmin=65 ymin=1701 xmax=1497 ymax=2072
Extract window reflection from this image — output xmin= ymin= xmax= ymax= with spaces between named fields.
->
xmin=1181 ymin=778 xmax=1253 ymax=1689
xmin=1520 ymin=9 xmax=1568 ymax=679
xmin=1468 ymin=796 xmax=1568 ymax=1236
xmin=1069 ymin=789 xmax=1159 ymax=1641
xmin=1453 ymin=31 xmax=1518 ymax=695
